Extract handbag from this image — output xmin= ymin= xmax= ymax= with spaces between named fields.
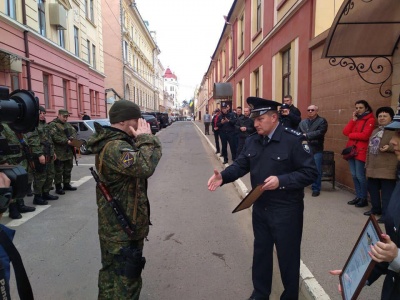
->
xmin=341 ymin=145 xmax=357 ymax=160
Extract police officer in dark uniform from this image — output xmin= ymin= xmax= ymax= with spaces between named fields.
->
xmin=208 ymin=97 xmax=318 ymax=300
xmin=217 ymin=102 xmax=237 ymax=164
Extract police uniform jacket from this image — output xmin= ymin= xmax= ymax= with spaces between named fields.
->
xmin=367 ymin=180 xmax=400 ymax=300
xmin=221 ymin=124 xmax=318 ymax=207
xmin=217 ymin=112 xmax=236 ymax=133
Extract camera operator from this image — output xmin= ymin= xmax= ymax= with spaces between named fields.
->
xmin=279 ymin=103 xmax=300 ymax=130
xmin=0 ymin=123 xmax=38 ymax=219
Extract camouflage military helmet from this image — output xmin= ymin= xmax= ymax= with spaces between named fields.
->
xmin=39 ymin=105 xmax=46 ymax=113
xmin=109 ymin=100 xmax=141 ymax=123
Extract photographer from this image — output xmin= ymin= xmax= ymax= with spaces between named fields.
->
xmin=0 ymin=123 xmax=38 ymax=219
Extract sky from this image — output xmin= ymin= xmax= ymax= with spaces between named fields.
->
xmin=135 ymin=0 xmax=234 ymax=103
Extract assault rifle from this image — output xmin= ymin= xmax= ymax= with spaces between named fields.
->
xmin=16 ymin=133 xmax=36 ymax=172
xmin=90 ymin=167 xmax=136 ymax=238
xmin=63 ymin=129 xmax=78 ymax=166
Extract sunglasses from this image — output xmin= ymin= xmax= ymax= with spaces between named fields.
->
xmin=307 ymin=109 xmax=315 ymax=112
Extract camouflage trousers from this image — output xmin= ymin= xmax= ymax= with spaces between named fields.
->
xmin=54 ymin=159 xmax=73 ymax=185
xmin=98 ymin=239 xmax=144 ymax=300
xmin=33 ymin=160 xmax=55 ymax=194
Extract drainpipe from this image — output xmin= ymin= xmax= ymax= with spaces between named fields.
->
xmin=120 ymin=0 xmax=126 ymax=100
xmin=22 ymin=0 xmax=32 ymax=90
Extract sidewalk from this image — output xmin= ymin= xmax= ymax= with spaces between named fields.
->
xmin=193 ymin=120 xmax=383 ymax=300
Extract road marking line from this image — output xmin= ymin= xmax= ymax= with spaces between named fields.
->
xmin=71 ymin=176 xmax=92 ymax=187
xmin=4 ymin=205 xmax=51 ymax=227
xmin=76 ymin=163 xmax=95 ymax=166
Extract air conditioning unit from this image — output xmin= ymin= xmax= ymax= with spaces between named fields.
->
xmin=49 ymin=3 xmax=67 ymax=30
xmin=0 ymin=52 xmax=22 ymax=73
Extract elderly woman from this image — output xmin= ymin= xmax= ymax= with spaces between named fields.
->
xmin=344 ymin=100 xmax=375 ymax=208
xmin=331 ymin=114 xmax=400 ymax=300
xmin=363 ymin=107 xmax=397 ymax=223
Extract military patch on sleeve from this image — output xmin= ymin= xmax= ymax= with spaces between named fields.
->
xmin=121 ymin=152 xmax=135 ymax=168
xmin=302 ymin=141 xmax=311 ymax=153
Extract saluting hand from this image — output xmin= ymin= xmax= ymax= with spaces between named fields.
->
xmin=261 ymin=176 xmax=279 ymax=190
xmin=129 ymin=118 xmax=151 ymax=137
xmin=208 ymin=169 xmax=223 ymax=191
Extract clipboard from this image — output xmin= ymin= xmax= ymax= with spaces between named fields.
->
xmin=69 ymin=139 xmax=84 ymax=148
xmin=232 ymin=184 xmax=264 ymax=213
xmin=339 ymin=215 xmax=384 ymax=300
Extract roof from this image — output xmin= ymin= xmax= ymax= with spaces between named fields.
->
xmin=164 ymin=68 xmax=177 ymax=80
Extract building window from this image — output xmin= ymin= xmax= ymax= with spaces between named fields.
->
xmin=256 ymin=0 xmax=262 ymax=32
xmin=84 ymin=0 xmax=88 ymax=18
xmin=62 ymin=80 xmax=68 ymax=109
xmin=253 ymin=69 xmax=260 ymax=97
xmin=58 ymin=29 xmax=65 ymax=48
xmin=5 ymin=0 xmax=16 ymax=19
xmin=74 ymin=26 xmax=79 ymax=56
xmin=229 ymin=36 xmax=234 ymax=68
xmin=89 ymin=0 xmax=94 ymax=22
xmin=78 ymin=84 xmax=83 ymax=113
xmin=282 ymin=48 xmax=291 ymax=97
xmin=10 ymin=74 xmax=19 ymax=91
xmin=92 ymin=44 xmax=96 ymax=69
xmin=237 ymin=81 xmax=243 ymax=108
xmin=43 ymin=74 xmax=50 ymax=108
xmin=123 ymin=41 xmax=128 ymax=61
xmin=87 ymin=40 xmax=91 ymax=63
xmin=89 ymin=89 xmax=94 ymax=112
xmin=38 ymin=0 xmax=46 ymax=37
xmin=239 ymin=14 xmax=244 ymax=53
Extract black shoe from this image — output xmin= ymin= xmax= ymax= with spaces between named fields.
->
xmin=63 ymin=184 xmax=77 ymax=191
xmin=355 ymin=198 xmax=368 ymax=207
xmin=17 ymin=199 xmax=36 ymax=213
xmin=42 ymin=192 xmax=59 ymax=200
xmin=377 ymin=217 xmax=386 ymax=224
xmin=33 ymin=195 xmax=48 ymax=205
xmin=312 ymin=191 xmax=320 ymax=197
xmin=55 ymin=184 xmax=65 ymax=195
xmin=363 ymin=210 xmax=381 ymax=216
xmin=8 ymin=203 xmax=22 ymax=219
xmin=347 ymin=197 xmax=360 ymax=205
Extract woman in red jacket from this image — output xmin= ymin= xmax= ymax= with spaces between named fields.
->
xmin=343 ymin=100 xmax=375 ymax=207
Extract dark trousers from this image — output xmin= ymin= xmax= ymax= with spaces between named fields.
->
xmin=237 ymin=137 xmax=246 ymax=157
xmin=251 ymin=204 xmax=304 ymax=300
xmin=204 ymin=122 xmax=210 ymax=135
xmin=213 ymin=131 xmax=221 ymax=153
xmin=219 ymin=131 xmax=236 ymax=161
xmin=367 ymin=177 xmax=396 ymax=218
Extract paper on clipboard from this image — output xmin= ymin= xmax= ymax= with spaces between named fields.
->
xmin=69 ymin=139 xmax=84 ymax=148
xmin=232 ymin=184 xmax=264 ymax=213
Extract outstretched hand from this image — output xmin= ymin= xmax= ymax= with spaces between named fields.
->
xmin=208 ymin=169 xmax=223 ymax=191
xmin=129 ymin=118 xmax=151 ymax=137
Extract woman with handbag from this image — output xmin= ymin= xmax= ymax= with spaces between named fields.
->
xmin=343 ymin=100 xmax=375 ymax=207
xmin=364 ymin=107 xmax=397 ymax=222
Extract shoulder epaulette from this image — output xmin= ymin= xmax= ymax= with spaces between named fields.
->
xmin=284 ymin=127 xmax=302 ymax=136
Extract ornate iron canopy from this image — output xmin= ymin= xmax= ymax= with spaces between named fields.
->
xmin=322 ymin=0 xmax=400 ymax=98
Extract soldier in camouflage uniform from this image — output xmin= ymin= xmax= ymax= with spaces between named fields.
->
xmin=87 ymin=100 xmax=162 ymax=300
xmin=0 ymin=123 xmax=37 ymax=219
xmin=28 ymin=106 xmax=59 ymax=204
xmin=49 ymin=109 xmax=78 ymax=195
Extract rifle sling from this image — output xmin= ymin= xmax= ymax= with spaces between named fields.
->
xmin=97 ymin=141 xmax=139 ymax=229
xmin=0 ymin=229 xmax=34 ymax=300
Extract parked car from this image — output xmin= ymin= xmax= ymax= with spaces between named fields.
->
xmin=142 ymin=114 xmax=159 ymax=134
xmin=67 ymin=119 xmax=110 ymax=154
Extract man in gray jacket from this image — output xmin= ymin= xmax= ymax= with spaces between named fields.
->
xmin=298 ymin=105 xmax=328 ymax=197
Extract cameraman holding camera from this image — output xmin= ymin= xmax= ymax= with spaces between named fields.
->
xmin=0 ymin=123 xmax=38 ymax=219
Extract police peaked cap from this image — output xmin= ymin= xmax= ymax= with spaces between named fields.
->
xmin=247 ymin=97 xmax=281 ymax=118
xmin=385 ymin=114 xmax=400 ymax=131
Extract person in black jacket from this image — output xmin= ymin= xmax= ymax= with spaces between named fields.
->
xmin=330 ymin=115 xmax=400 ymax=300
xmin=298 ymin=105 xmax=328 ymax=197
xmin=235 ymin=107 xmax=255 ymax=155
xmin=217 ymin=102 xmax=237 ymax=164
xmin=208 ymin=97 xmax=318 ymax=300
xmin=212 ymin=109 xmax=221 ymax=154
xmin=283 ymin=95 xmax=301 ymax=128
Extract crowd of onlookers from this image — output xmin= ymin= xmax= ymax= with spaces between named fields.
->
xmin=202 ymin=97 xmax=400 ymax=223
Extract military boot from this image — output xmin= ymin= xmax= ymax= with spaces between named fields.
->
xmin=55 ymin=184 xmax=65 ymax=195
xmin=63 ymin=184 xmax=77 ymax=191
xmin=26 ymin=184 xmax=33 ymax=197
xmin=42 ymin=192 xmax=59 ymax=200
xmin=17 ymin=199 xmax=36 ymax=213
xmin=33 ymin=194 xmax=48 ymax=205
xmin=8 ymin=203 xmax=22 ymax=219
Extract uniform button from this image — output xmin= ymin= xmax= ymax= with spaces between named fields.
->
xmin=277 ymin=157 xmax=280 ymax=160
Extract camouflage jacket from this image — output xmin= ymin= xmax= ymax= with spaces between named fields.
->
xmin=49 ymin=118 xmax=77 ymax=160
xmin=27 ymin=121 xmax=54 ymax=158
xmin=0 ymin=123 xmax=41 ymax=168
xmin=87 ymin=123 xmax=162 ymax=250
